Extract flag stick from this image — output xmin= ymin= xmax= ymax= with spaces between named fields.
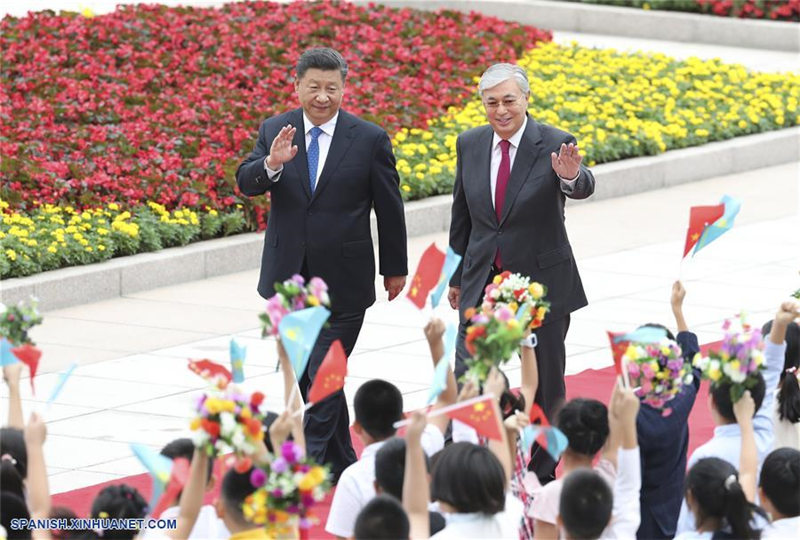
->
xmin=392 ymin=393 xmax=496 ymax=429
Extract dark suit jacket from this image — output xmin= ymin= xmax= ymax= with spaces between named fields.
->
xmin=636 ymin=331 xmax=701 ymax=539
xmin=448 ymin=116 xmax=594 ymax=323
xmin=235 ymin=108 xmax=408 ymax=313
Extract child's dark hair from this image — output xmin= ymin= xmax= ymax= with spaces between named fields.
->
xmin=559 ymin=469 xmax=612 ymax=540
xmin=556 ymin=398 xmax=609 ymax=456
xmin=0 ymin=427 xmax=28 ymax=479
xmin=160 ymin=437 xmax=214 ymax=486
xmin=353 ymin=495 xmax=410 ymax=540
xmin=374 ymin=437 xmax=431 ymax=499
xmin=684 ymin=457 xmax=766 ymax=540
xmin=353 ymin=379 xmax=403 ymax=440
xmin=1 ymin=491 xmax=31 ymax=540
xmin=261 ymin=410 xmax=280 ymax=453
xmin=639 ymin=323 xmax=676 ymax=341
xmin=710 ymin=375 xmax=766 ymax=423
xmin=759 ymin=447 xmax=800 ymax=518
xmin=221 ymin=467 xmax=258 ymax=528
xmin=430 ymin=442 xmax=505 ymax=514
xmin=497 ymin=370 xmax=526 ymax=420
xmin=90 ymin=484 xmax=148 ymax=540
xmin=50 ymin=506 xmax=77 ymax=540
xmin=762 ymin=320 xmax=800 ymax=423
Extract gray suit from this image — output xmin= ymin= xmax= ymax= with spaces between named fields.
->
xmin=449 ymin=115 xmax=595 ymax=479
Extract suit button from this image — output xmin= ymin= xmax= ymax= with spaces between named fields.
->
xmin=257 ymin=176 xmax=263 ymax=183
xmin=497 ymin=230 xmax=503 ymax=235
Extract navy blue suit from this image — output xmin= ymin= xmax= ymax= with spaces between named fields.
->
xmin=636 ymin=331 xmax=701 ymax=539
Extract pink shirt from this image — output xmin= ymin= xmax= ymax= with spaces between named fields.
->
xmin=527 ymin=458 xmax=617 ymax=524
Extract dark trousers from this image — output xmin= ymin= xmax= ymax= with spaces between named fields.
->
xmin=454 ymin=266 xmax=570 ymax=484
xmin=299 ymin=310 xmax=364 ymax=480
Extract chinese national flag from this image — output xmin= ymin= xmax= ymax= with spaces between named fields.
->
xmin=406 ymin=243 xmax=446 ymax=309
xmin=607 ymin=331 xmax=629 ymax=377
xmin=188 ymin=359 xmax=232 ymax=384
xmin=151 ymin=457 xmax=190 ymax=519
xmin=528 ymin=403 xmax=550 ymax=427
xmin=445 ymin=396 xmax=504 ymax=441
xmin=683 ymin=204 xmax=724 ymax=257
xmin=11 ymin=344 xmax=41 ymax=393
xmin=308 ymin=340 xmax=348 ymax=404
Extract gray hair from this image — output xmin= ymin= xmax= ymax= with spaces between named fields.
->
xmin=478 ymin=63 xmax=530 ymax=96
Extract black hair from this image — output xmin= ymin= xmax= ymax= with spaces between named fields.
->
xmin=374 ymin=437 xmax=431 ymax=499
xmin=221 ymin=467 xmax=258 ymax=527
xmin=160 ymin=437 xmax=214 ymax=486
xmin=50 ymin=506 xmax=77 ymax=540
xmin=1 ymin=491 xmax=31 ymax=540
xmin=556 ymin=398 xmax=609 ymax=457
xmin=1 ymin=456 xmax=25 ymax=500
xmin=759 ymin=447 xmax=800 ymax=518
xmin=559 ymin=469 xmax=613 ymax=540
xmin=430 ymin=442 xmax=505 ymax=514
xmin=684 ymin=457 xmax=766 ymax=539
xmin=497 ymin=370 xmax=526 ymax=420
xmin=354 ymin=379 xmax=403 ymax=441
xmin=639 ymin=322 xmax=676 ymax=341
xmin=762 ymin=320 xmax=800 ymax=423
xmin=89 ymin=484 xmax=148 ymax=540
xmin=353 ymin=494 xmax=410 ymax=540
xmin=710 ymin=374 xmax=766 ymax=423
xmin=0 ymin=427 xmax=28 ymax=478
xmin=296 ymin=48 xmax=348 ymax=82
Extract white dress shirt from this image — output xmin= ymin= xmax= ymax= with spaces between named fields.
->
xmin=489 ymin=117 xmax=578 ymax=208
xmin=762 ymin=516 xmax=800 ymax=538
xmin=264 ymin=111 xmax=339 ymax=183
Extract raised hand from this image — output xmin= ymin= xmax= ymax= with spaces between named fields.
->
xmin=267 ymin=125 xmax=298 ymax=169
xmin=550 ymin=142 xmax=582 ymax=180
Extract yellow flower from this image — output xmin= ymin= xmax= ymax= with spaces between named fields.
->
xmin=529 ymin=282 xmax=544 ymax=299
xmin=5 ymin=249 xmax=17 ymax=261
xmin=189 ymin=417 xmax=201 ymax=431
xmin=307 ymin=295 xmax=320 ymax=306
xmin=401 ymin=185 xmax=411 ymax=192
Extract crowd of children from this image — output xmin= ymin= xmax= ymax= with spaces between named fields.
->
xmin=1 ymin=281 xmax=799 ymax=540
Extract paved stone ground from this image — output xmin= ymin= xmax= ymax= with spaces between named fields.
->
xmin=1 ymin=0 xmax=798 ymax=495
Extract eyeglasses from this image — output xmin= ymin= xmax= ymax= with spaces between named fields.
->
xmin=483 ymin=95 xmax=526 ymax=110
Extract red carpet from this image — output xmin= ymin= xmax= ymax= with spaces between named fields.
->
xmin=52 ymin=342 xmax=719 ymax=538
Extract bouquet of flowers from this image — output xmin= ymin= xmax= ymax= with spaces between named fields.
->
xmin=243 ymin=441 xmax=331 ymax=538
xmin=482 ymin=271 xmax=550 ymax=329
xmin=623 ymin=339 xmax=693 ymax=416
xmin=190 ymin=385 xmax=265 ymax=470
xmin=693 ymin=317 xmax=765 ymax=402
xmin=0 ymin=298 xmax=43 ymax=346
xmin=260 ymin=275 xmax=331 ymax=337
xmin=463 ymin=304 xmax=525 ymax=384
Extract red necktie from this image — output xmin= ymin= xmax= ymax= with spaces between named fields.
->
xmin=494 ymin=139 xmax=511 ymax=268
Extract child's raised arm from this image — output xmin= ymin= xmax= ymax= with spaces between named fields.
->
xmin=519 ymin=330 xmax=539 ymax=416
xmin=403 ymin=411 xmax=431 ymax=539
xmin=485 ymin=367 xmax=513 ymax=482
xmin=671 ymin=280 xmax=688 ymax=333
xmin=424 ymin=318 xmax=457 ymax=436
xmin=168 ymin=448 xmax=209 ymax=540
xmin=733 ymin=390 xmax=757 ymax=503
xmin=3 ymin=364 xmax=24 ymax=429
xmin=24 ymin=413 xmax=51 ymax=526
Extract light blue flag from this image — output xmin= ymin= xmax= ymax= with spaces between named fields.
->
xmin=614 ymin=326 xmax=668 ymax=344
xmin=516 ymin=302 xmax=532 ymax=323
xmin=521 ymin=425 xmax=569 ymax=462
xmin=278 ymin=306 xmax=330 ymax=380
xmin=0 ymin=338 xmax=18 ymax=366
xmin=443 ymin=322 xmax=458 ymax=363
xmin=229 ymin=339 xmax=246 ymax=384
xmin=693 ymin=194 xmax=741 ymax=255
xmin=429 ymin=247 xmax=463 ymax=308
xmin=426 ymin=323 xmax=457 ymax=405
xmin=46 ymin=363 xmax=76 ymax=405
xmin=131 ymin=443 xmax=173 ymax=511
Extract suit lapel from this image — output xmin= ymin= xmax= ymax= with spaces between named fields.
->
xmin=473 ymin=127 xmax=495 ymax=224
xmin=499 ymin=117 xmax=543 ymax=227
xmin=289 ymin=109 xmax=312 ymax=200
xmin=311 ymin=110 xmax=356 ymax=202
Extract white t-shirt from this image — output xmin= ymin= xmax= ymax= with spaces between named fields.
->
xmin=431 ymin=493 xmax=524 ymax=539
xmin=762 ymin=516 xmax=800 ymax=539
xmin=141 ymin=504 xmax=229 ymax=539
xmin=325 ymin=425 xmax=445 ymax=537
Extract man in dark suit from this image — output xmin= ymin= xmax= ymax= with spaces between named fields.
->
xmin=236 ymin=48 xmax=408 ymax=480
xmin=447 ymin=63 xmax=594 ymax=482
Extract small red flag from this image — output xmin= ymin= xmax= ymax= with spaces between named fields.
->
xmin=445 ymin=395 xmax=504 ymax=441
xmin=11 ymin=344 xmax=41 ymax=394
xmin=188 ymin=359 xmax=232 ymax=384
xmin=607 ymin=331 xmax=630 ymax=377
xmin=528 ymin=403 xmax=550 ymax=427
xmin=308 ymin=340 xmax=348 ymax=404
xmin=406 ymin=243 xmax=446 ymax=309
xmin=151 ymin=457 xmax=191 ymax=519
xmin=683 ymin=204 xmax=724 ymax=257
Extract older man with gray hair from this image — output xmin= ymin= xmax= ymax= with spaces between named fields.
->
xmin=447 ymin=63 xmax=595 ymax=484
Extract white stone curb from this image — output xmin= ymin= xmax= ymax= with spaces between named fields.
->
xmin=351 ymin=0 xmax=800 ymax=52
xmin=1 ymin=126 xmax=797 ymax=311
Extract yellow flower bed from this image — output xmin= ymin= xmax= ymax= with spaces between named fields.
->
xmin=0 ymin=200 xmax=245 ymax=279
xmin=395 ymin=42 xmax=800 ymax=199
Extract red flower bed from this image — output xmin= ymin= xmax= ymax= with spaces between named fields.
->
xmin=0 ymin=0 xmax=549 ymax=228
